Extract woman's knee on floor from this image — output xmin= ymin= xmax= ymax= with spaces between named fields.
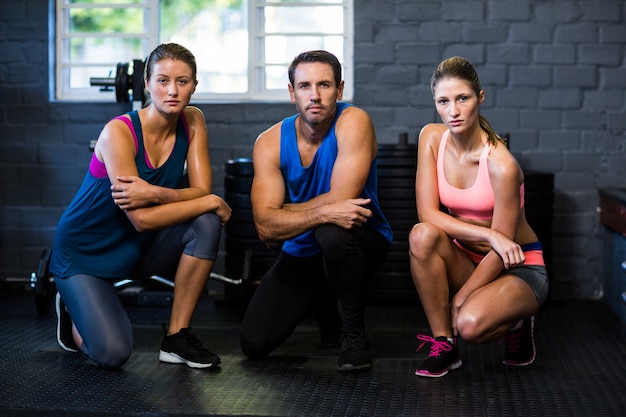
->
xmin=87 ymin=336 xmax=133 ymax=369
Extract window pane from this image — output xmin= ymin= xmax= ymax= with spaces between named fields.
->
xmin=264 ymin=6 xmax=343 ymax=34
xmin=64 ymin=38 xmax=143 ymax=96
xmin=69 ymin=7 xmax=144 ymax=34
xmin=56 ymin=0 xmax=353 ymax=101
xmin=68 ymin=37 xmax=143 ymax=64
xmin=264 ymin=35 xmax=344 ymax=65
xmin=160 ymin=0 xmax=248 ymax=94
xmin=69 ymin=0 xmax=143 ymax=3
xmin=264 ymin=35 xmax=344 ymax=92
xmin=260 ymin=0 xmax=341 ymax=4
xmin=265 ymin=65 xmax=288 ymax=91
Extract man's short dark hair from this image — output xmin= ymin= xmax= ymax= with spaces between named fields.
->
xmin=288 ymin=50 xmax=342 ymax=87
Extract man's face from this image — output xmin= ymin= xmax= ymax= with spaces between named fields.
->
xmin=288 ymin=62 xmax=344 ymax=126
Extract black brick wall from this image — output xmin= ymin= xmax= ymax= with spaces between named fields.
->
xmin=1 ymin=0 xmax=625 ymax=300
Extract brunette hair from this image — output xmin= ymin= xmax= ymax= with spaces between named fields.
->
xmin=145 ymin=43 xmax=197 ymax=82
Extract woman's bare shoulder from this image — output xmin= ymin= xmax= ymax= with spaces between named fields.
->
xmin=418 ymin=123 xmax=447 ymax=147
xmin=183 ymin=105 xmax=206 ymax=124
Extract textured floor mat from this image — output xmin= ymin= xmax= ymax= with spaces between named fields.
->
xmin=1 ymin=291 xmax=624 ymax=417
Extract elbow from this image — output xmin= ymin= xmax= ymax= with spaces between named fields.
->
xmin=255 ymin=225 xmax=274 ymax=243
xmin=131 ymin=221 xmax=148 ymax=233
xmin=127 ymin=213 xmax=151 ymax=233
xmin=254 ymin=220 xmax=280 ymax=244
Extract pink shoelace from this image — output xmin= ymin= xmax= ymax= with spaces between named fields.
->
xmin=416 ymin=334 xmax=453 ymax=357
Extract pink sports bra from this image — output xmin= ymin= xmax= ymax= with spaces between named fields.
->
xmin=437 ymin=130 xmax=524 ymax=221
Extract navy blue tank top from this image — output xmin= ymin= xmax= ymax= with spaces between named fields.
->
xmin=50 ymin=111 xmax=189 ymax=279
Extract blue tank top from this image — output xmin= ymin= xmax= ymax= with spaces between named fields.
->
xmin=280 ymin=102 xmax=393 ymax=257
xmin=50 ymin=110 xmax=189 ymax=279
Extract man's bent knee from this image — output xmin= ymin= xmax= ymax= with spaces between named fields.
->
xmin=314 ymin=224 xmax=349 ymax=259
xmin=240 ymin=337 xmax=272 ymax=359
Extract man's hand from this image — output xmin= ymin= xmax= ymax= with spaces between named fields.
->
xmin=111 ymin=175 xmax=157 ymax=210
xmin=325 ymin=198 xmax=372 ymax=229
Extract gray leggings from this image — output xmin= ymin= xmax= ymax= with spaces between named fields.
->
xmin=54 ymin=212 xmax=222 ymax=369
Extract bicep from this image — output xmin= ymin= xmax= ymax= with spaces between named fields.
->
xmin=98 ymin=121 xmax=139 ymax=186
xmin=183 ymin=108 xmax=212 ymax=192
xmin=329 ymin=110 xmax=375 ymax=199
xmin=251 ymin=133 xmax=286 ymax=213
xmin=489 ymin=160 xmax=522 ymax=239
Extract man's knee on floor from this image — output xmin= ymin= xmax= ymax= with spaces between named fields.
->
xmin=240 ymin=336 xmax=272 ymax=359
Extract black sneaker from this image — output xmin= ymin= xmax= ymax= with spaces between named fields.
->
xmin=55 ymin=293 xmax=78 ymax=353
xmin=502 ymin=316 xmax=536 ymax=366
xmin=415 ymin=335 xmax=462 ymax=377
xmin=336 ymin=332 xmax=372 ymax=372
xmin=159 ymin=327 xmax=221 ymax=369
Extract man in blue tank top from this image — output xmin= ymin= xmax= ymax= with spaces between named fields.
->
xmin=240 ymin=50 xmax=392 ymax=372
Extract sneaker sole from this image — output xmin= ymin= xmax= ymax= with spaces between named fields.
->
xmin=159 ymin=350 xmax=220 ymax=369
xmin=336 ymin=362 xmax=372 ymax=373
xmin=415 ymin=358 xmax=462 ymax=378
xmin=502 ymin=354 xmax=535 ymax=366
xmin=56 ymin=293 xmax=78 ymax=353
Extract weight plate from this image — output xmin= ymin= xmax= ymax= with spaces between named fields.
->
xmin=115 ymin=62 xmax=130 ymax=103
xmin=377 ymin=156 xmax=416 ymax=167
xmin=524 ymin=190 xmax=555 ymax=208
xmin=379 ymin=187 xmax=414 ymax=200
xmin=225 ymin=175 xmax=252 ymax=194
xmin=377 ymin=167 xmax=416 ymax=178
xmin=225 ymin=158 xmax=254 ymax=176
xmin=225 ymin=222 xmax=259 ymax=238
xmin=377 ymin=145 xmax=417 ymax=157
xmin=379 ymin=199 xmax=416 ymax=209
xmin=229 ymin=209 xmax=254 ymax=223
xmin=224 ymin=192 xmax=252 ymax=209
xmin=524 ymin=172 xmax=555 ymax=191
xmin=378 ymin=177 xmax=415 ymax=188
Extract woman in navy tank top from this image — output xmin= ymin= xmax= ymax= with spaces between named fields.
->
xmin=50 ymin=43 xmax=231 ymax=369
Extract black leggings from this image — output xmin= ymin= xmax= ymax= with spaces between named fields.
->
xmin=54 ymin=213 xmax=222 ymax=369
xmin=240 ymin=224 xmax=389 ymax=358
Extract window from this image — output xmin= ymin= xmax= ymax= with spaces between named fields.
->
xmin=54 ymin=0 xmax=354 ymax=103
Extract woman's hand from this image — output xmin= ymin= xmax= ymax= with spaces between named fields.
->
xmin=111 ymin=176 xmax=158 ymax=210
xmin=212 ymin=195 xmax=232 ymax=226
xmin=487 ymin=229 xmax=525 ymax=269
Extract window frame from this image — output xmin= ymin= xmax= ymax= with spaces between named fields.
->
xmin=53 ymin=0 xmax=353 ymax=103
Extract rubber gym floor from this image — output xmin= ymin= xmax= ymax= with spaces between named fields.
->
xmin=1 ymin=283 xmax=624 ymax=417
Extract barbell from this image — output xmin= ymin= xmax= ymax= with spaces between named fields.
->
xmin=90 ymin=59 xmax=146 ymax=106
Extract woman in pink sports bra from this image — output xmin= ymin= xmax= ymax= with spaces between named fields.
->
xmin=409 ymin=57 xmax=548 ymax=378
